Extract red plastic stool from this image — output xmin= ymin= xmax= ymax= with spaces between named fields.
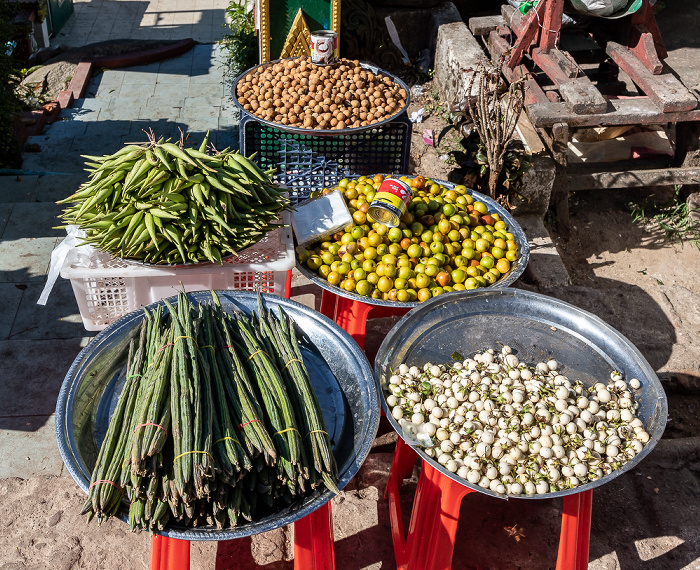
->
xmin=386 ymin=438 xmax=593 ymax=570
xmin=320 ymin=290 xmax=410 ymax=351
xmin=150 ymin=276 xmax=337 ymax=570
xmin=150 ymin=502 xmax=335 ymax=570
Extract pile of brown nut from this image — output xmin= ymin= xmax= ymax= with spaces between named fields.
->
xmin=235 ymin=55 xmax=408 ymax=130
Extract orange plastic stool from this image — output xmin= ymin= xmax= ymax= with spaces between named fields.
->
xmin=386 ymin=438 xmax=593 ymax=570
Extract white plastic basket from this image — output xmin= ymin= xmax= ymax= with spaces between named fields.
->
xmin=60 ymin=216 xmax=294 ymax=331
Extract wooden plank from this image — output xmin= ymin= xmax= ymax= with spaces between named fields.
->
xmin=630 ymin=0 xmax=667 ymax=61
xmin=516 ymin=108 xmax=547 ymax=156
xmin=506 ymin=0 xmax=546 ymax=69
xmin=532 ymin=48 xmax=607 ymax=114
xmin=527 ymin=97 xmax=700 ymax=128
xmin=563 ymin=166 xmax=700 ymax=191
xmin=488 ymin=31 xmax=549 ymax=107
xmin=469 ymin=15 xmax=505 ymax=36
xmin=552 ymin=122 xmax=569 ymax=166
xmin=606 ymin=42 xmax=697 ymax=113
xmin=541 ymin=0 xmax=564 ymax=52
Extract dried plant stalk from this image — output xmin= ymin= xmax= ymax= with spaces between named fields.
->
xmin=466 ymin=55 xmax=525 ymax=199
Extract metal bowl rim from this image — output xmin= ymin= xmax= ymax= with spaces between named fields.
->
xmin=55 ymin=290 xmax=380 ymax=540
xmin=374 ymin=287 xmax=668 ymax=500
xmin=294 ymin=181 xmax=531 ymax=308
xmin=230 ymin=58 xmax=411 ymax=136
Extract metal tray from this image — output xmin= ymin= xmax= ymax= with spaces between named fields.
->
xmin=374 ymin=288 xmax=667 ymax=499
xmin=55 ymin=291 xmax=379 ymax=540
xmin=230 ymin=59 xmax=411 ymax=137
xmin=295 ymin=181 xmax=531 ymax=308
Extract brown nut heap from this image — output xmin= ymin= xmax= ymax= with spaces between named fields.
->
xmin=235 ymin=55 xmax=408 ymax=130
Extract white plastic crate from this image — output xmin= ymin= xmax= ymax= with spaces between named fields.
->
xmin=60 ymin=215 xmax=294 ymax=331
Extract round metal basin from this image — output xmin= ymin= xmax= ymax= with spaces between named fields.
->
xmin=374 ymin=288 xmax=667 ymax=499
xmin=296 ymin=181 xmax=531 ymax=309
xmin=56 ymin=291 xmax=379 ymax=540
xmin=231 ymin=59 xmax=411 ymax=137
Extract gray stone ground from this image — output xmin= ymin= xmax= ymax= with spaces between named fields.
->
xmin=1 ymin=3 xmax=700 ymax=569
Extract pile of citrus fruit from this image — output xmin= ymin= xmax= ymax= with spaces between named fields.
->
xmin=296 ymin=174 xmax=520 ymax=302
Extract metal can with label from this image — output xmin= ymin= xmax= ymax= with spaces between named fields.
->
xmin=367 ymin=178 xmax=413 ymax=227
xmin=310 ymin=30 xmax=338 ymax=65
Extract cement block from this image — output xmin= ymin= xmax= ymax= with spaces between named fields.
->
xmin=515 ymin=214 xmax=571 ymax=289
xmin=43 ymin=119 xmax=89 ymax=140
xmin=429 ymin=2 xmax=463 ymax=54
xmin=0 ymin=415 xmax=64 ymax=478
xmin=20 ymin=154 xmax=57 ymax=174
xmin=121 ymin=70 xmax=159 ymax=85
xmin=511 ymin=153 xmax=556 ymax=217
xmin=434 ymin=19 xmax=484 ymax=107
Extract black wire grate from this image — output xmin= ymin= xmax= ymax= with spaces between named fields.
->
xmin=240 ymin=113 xmax=412 ymax=202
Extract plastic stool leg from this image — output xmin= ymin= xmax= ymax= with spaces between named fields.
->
xmin=150 ymin=536 xmax=190 ymax=570
xmin=387 ymin=449 xmax=472 ymax=570
xmin=285 ymin=269 xmax=293 ymax=299
xmin=294 ymin=502 xmax=335 ymax=570
xmin=384 ymin=438 xmax=418 ymax=499
xmin=575 ymin=490 xmax=593 ymax=570
xmin=334 ymin=298 xmax=374 ymax=350
xmin=407 ymin=462 xmax=473 ymax=570
xmin=556 ymin=490 xmax=593 ymax=570
xmin=320 ymin=290 xmax=338 ymax=320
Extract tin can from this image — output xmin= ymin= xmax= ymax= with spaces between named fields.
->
xmin=310 ymin=30 xmax=338 ymax=65
xmin=368 ymin=178 xmax=413 ymax=227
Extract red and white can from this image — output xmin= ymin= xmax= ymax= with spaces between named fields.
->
xmin=310 ymin=30 xmax=338 ymax=65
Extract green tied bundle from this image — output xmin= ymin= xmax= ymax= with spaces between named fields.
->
xmin=58 ymin=132 xmax=291 ymax=265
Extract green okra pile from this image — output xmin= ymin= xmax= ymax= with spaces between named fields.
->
xmin=83 ymin=292 xmax=339 ymax=532
xmin=58 ymin=133 xmax=291 ymax=265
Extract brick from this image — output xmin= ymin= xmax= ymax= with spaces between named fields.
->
xmin=57 ymin=90 xmax=74 ymax=110
xmin=68 ymin=61 xmax=93 ymax=100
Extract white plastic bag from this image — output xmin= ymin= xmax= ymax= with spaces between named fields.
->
xmin=37 ymin=225 xmax=95 ymax=305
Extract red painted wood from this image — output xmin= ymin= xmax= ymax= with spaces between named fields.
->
xmin=541 ymin=0 xmax=564 ymax=51
xmin=506 ymin=0 xmax=547 ymax=69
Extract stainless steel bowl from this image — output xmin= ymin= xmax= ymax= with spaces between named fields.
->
xmin=374 ymin=288 xmax=667 ymax=499
xmin=56 ymin=291 xmax=380 ymax=540
xmin=231 ymin=59 xmax=411 ymax=137
xmin=296 ymin=180 xmax=531 ymax=309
